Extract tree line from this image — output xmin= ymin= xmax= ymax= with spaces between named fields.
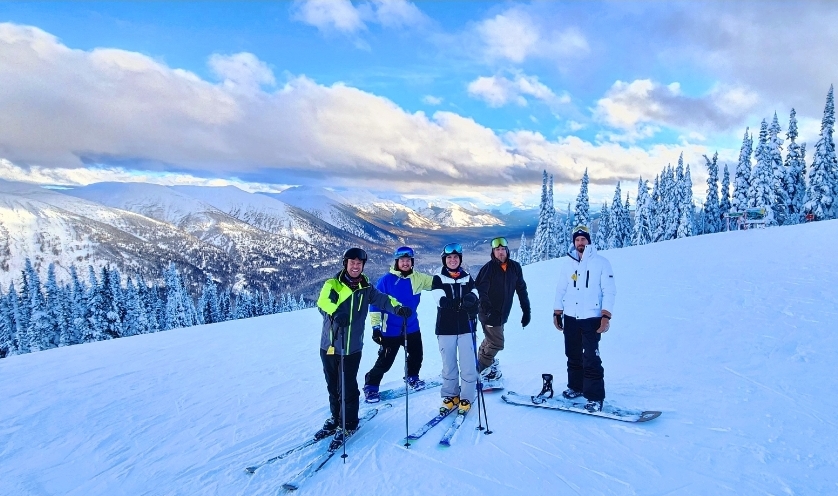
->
xmin=516 ymin=85 xmax=838 ymax=264
xmin=0 ymin=260 xmax=311 ymax=359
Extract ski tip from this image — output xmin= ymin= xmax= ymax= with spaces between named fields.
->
xmin=244 ymin=467 xmax=257 ymax=474
xmin=281 ymin=483 xmax=299 ymax=491
xmin=637 ymin=411 xmax=662 ymax=422
xmin=438 ymin=440 xmax=450 ymax=447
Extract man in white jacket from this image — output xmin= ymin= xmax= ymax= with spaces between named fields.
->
xmin=553 ymin=225 xmax=616 ymax=413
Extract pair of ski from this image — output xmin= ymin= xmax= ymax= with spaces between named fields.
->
xmin=405 ymin=405 xmax=469 ymax=446
xmin=244 ymin=404 xmax=392 ymax=491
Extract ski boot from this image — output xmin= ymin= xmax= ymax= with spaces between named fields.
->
xmin=406 ymin=375 xmax=426 ymax=391
xmin=314 ymin=417 xmax=338 ymax=441
xmin=328 ymin=426 xmax=357 ymax=451
xmin=457 ymin=399 xmax=471 ymax=414
xmin=440 ymin=395 xmax=459 ymax=414
xmin=363 ymin=384 xmax=380 ymax=404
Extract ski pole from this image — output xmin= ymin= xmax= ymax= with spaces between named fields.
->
xmin=402 ymin=318 xmax=410 ymax=448
xmin=338 ymin=326 xmax=348 ymax=461
xmin=469 ymin=318 xmax=492 ymax=434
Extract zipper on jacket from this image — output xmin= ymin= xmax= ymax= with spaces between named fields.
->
xmin=573 ymin=271 xmax=577 ymax=288
xmin=586 ymin=271 xmax=590 ymax=288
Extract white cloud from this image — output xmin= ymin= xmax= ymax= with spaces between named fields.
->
xmin=0 ymin=23 xmax=736 ymax=197
xmin=0 ymin=159 xmax=290 ymax=193
xmin=594 ymin=79 xmax=759 ymax=141
xmin=422 ymin=95 xmax=443 ymax=105
xmin=209 ymin=52 xmax=276 ymax=92
xmin=291 ymin=0 xmax=365 ymax=34
xmin=291 ymin=0 xmax=427 ymax=36
xmin=467 ymin=72 xmax=570 ymax=108
xmin=566 ymin=120 xmax=585 ymax=132
xmin=474 ymin=6 xmax=589 ymax=64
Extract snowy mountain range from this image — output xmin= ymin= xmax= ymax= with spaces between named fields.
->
xmin=0 ymin=180 xmax=533 ymax=296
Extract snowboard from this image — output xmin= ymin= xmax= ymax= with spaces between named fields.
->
xmin=501 ymin=391 xmax=661 ymax=423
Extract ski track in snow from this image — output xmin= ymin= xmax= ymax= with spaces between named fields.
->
xmin=3 ymin=220 xmax=838 ymax=494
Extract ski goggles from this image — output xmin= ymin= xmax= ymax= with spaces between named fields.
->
xmin=393 ymin=246 xmax=415 ymax=259
xmin=490 ymin=237 xmax=509 ymax=248
xmin=572 ymin=225 xmax=590 ymax=234
xmin=442 ymin=242 xmax=462 ymax=255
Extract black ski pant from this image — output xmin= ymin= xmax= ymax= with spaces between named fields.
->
xmin=364 ymin=331 xmax=423 ymax=387
xmin=562 ymin=316 xmax=605 ymax=402
xmin=320 ymin=349 xmax=362 ymax=430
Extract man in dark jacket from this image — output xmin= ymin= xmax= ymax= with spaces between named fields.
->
xmin=315 ymin=247 xmax=410 ymax=447
xmin=474 ymin=236 xmax=531 ymax=380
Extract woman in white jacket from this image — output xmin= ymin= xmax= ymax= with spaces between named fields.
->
xmin=552 ymin=226 xmax=616 ymax=413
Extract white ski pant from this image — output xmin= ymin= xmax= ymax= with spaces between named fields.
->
xmin=437 ymin=334 xmax=478 ymax=403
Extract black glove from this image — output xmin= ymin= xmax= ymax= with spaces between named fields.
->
xmin=554 ymin=312 xmax=564 ymax=330
xmin=395 ymin=306 xmax=413 ymax=318
xmin=333 ymin=311 xmax=349 ymax=327
xmin=438 ymin=296 xmax=454 ymax=309
xmin=372 ymin=326 xmax=383 ymax=345
xmin=461 ymin=293 xmax=479 ymax=310
xmin=521 ymin=311 xmax=531 ymax=328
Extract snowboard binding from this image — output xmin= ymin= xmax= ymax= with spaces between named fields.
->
xmin=533 ymin=373 xmax=554 ymax=404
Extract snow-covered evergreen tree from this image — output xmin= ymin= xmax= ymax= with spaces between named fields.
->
xmin=785 ymin=109 xmax=807 ymax=224
xmin=25 ymin=260 xmax=49 ymax=353
xmin=608 ymin=183 xmax=626 ymax=249
xmin=234 ymin=291 xmax=256 ymax=319
xmin=68 ymin=266 xmax=88 ymax=345
xmin=732 ymin=128 xmax=753 ymax=213
xmin=662 ymin=166 xmax=679 ymax=241
xmin=531 ymin=171 xmax=551 ymax=262
xmin=620 ymin=192 xmax=633 ymax=247
xmin=86 ymin=266 xmax=108 ymax=342
xmin=104 ymin=267 xmax=124 ymax=339
xmin=45 ymin=263 xmax=66 ymax=349
xmin=767 ymin=112 xmax=789 ymax=225
xmin=575 ymin=169 xmax=591 ymax=228
xmin=676 ymin=165 xmax=695 ymax=238
xmin=8 ymin=283 xmax=24 ymax=354
xmin=804 ymin=85 xmax=837 ymax=221
xmin=595 ymin=202 xmax=610 ymax=250
xmin=517 ymin=233 xmax=531 ymax=265
xmin=748 ymin=119 xmax=777 ymax=226
xmin=719 ymin=165 xmax=732 ymax=231
xmin=650 ymin=175 xmax=662 ymax=242
xmin=633 ymin=178 xmax=653 ymax=246
xmin=546 ymin=174 xmax=559 ymax=258
xmin=164 ymin=263 xmax=196 ymax=330
xmin=298 ymin=294 xmax=307 ymax=310
xmin=123 ymin=277 xmax=150 ymax=337
xmin=198 ymin=275 xmax=223 ymax=324
xmin=0 ymin=289 xmax=14 ymax=358
xmin=703 ymin=152 xmax=721 ymax=234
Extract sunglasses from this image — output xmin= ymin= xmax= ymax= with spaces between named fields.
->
xmin=394 ymin=246 xmax=415 ymax=259
xmin=442 ymin=242 xmax=462 ymax=255
xmin=491 ymin=237 xmax=508 ymax=248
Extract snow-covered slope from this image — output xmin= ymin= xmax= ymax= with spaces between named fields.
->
xmin=401 ymin=198 xmax=504 ymax=227
xmin=2 ymin=219 xmax=836 ymax=494
xmin=0 ymin=180 xmax=231 ymax=288
xmin=264 ymin=186 xmax=399 ymax=243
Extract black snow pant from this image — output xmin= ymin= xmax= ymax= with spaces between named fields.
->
xmin=320 ymin=349 xmax=362 ymax=430
xmin=364 ymin=331 xmax=424 ymax=387
xmin=563 ymin=316 xmax=605 ymax=402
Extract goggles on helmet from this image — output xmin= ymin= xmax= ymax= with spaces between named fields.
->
xmin=442 ymin=242 xmax=462 ymax=255
xmin=393 ymin=246 xmax=415 ymax=259
xmin=342 ymin=247 xmax=368 ymax=262
xmin=491 ymin=237 xmax=509 ymax=248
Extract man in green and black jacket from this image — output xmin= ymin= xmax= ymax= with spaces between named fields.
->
xmin=315 ymin=247 xmax=411 ymax=443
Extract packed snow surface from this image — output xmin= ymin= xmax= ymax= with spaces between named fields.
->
xmin=2 ymin=221 xmax=837 ymax=495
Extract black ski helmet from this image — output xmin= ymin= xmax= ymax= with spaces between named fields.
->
xmin=440 ymin=242 xmax=463 ymax=267
xmin=342 ymin=247 xmax=368 ymax=268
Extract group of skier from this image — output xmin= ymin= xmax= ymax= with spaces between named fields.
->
xmin=314 ymin=226 xmax=616 ymax=449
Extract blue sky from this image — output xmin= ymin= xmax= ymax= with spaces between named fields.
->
xmin=1 ymin=1 xmax=837 ymax=207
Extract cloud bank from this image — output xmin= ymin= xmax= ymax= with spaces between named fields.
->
xmin=0 ymin=23 xmax=723 ymax=196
